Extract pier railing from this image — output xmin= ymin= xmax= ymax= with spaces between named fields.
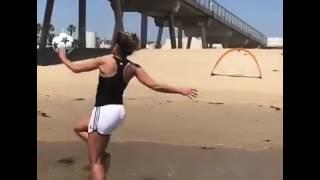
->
xmin=195 ymin=0 xmax=267 ymax=46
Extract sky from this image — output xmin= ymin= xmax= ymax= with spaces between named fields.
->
xmin=37 ymin=0 xmax=283 ymax=41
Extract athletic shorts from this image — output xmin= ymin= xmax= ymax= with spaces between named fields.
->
xmin=88 ymin=104 xmax=126 ymax=135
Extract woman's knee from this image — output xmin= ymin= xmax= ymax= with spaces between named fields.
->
xmin=73 ymin=125 xmax=84 ymax=133
xmin=73 ymin=125 xmax=83 ymax=133
xmin=90 ymin=153 xmax=106 ymax=164
xmin=89 ymin=151 xmax=111 ymax=164
xmin=73 ymin=118 xmax=89 ymax=132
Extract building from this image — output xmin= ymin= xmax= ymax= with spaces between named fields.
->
xmin=267 ymin=37 xmax=283 ymax=48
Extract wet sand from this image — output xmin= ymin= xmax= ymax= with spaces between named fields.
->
xmin=38 ymin=141 xmax=282 ymax=180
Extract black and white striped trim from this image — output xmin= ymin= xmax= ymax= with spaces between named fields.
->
xmin=92 ymin=107 xmax=101 ymax=131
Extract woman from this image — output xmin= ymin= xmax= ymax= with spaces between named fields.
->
xmin=58 ymin=31 xmax=198 ymax=180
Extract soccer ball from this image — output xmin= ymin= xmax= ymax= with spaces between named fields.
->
xmin=52 ymin=33 xmax=74 ymax=54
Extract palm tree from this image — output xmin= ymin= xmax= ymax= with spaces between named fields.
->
xmin=67 ymin=24 xmax=76 ymax=36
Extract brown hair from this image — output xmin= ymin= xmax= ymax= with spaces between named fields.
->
xmin=115 ymin=31 xmax=140 ymax=57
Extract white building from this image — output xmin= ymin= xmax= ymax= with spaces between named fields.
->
xmin=86 ymin=32 xmax=97 ymax=48
xmin=267 ymin=37 xmax=283 ymax=48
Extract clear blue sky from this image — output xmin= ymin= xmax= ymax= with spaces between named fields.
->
xmin=37 ymin=0 xmax=282 ymax=40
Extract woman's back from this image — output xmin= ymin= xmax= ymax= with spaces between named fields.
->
xmin=95 ymin=56 xmax=140 ymax=107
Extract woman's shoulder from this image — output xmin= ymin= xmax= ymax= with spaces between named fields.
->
xmin=97 ymin=55 xmax=117 ymax=65
xmin=100 ymin=54 xmax=113 ymax=60
xmin=126 ymin=59 xmax=141 ymax=68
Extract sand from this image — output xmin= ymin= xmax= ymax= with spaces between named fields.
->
xmin=37 ymin=49 xmax=283 ymax=179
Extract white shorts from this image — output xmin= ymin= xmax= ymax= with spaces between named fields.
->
xmin=88 ymin=105 xmax=126 ymax=135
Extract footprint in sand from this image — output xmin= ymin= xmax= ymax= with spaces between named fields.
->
xmin=37 ymin=110 xmax=51 ymax=118
xmin=208 ymin=102 xmax=224 ymax=105
xmin=57 ymin=157 xmax=75 ymax=165
xmin=41 ymin=113 xmax=50 ymax=118
xmin=270 ymin=105 xmax=281 ymax=111
xmin=73 ymin=98 xmax=85 ymax=101
xmin=142 ymin=178 xmax=157 ymax=180
xmin=82 ymin=165 xmax=90 ymax=171
xmin=199 ymin=146 xmax=215 ymax=150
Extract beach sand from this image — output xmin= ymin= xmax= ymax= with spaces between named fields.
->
xmin=37 ymin=49 xmax=283 ymax=180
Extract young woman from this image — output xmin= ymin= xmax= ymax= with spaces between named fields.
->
xmin=58 ymin=31 xmax=198 ymax=180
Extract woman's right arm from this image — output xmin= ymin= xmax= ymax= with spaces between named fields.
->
xmin=58 ymin=48 xmax=105 ymax=73
xmin=134 ymin=67 xmax=198 ymax=99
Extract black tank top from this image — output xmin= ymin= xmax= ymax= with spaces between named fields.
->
xmin=94 ymin=56 xmax=140 ymax=107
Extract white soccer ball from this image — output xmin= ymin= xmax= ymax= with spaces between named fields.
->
xmin=52 ymin=33 xmax=74 ymax=54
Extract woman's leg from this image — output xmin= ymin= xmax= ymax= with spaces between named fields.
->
xmin=74 ymin=118 xmax=110 ymax=172
xmin=74 ymin=117 xmax=89 ymax=142
xmin=88 ymin=132 xmax=111 ymax=180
